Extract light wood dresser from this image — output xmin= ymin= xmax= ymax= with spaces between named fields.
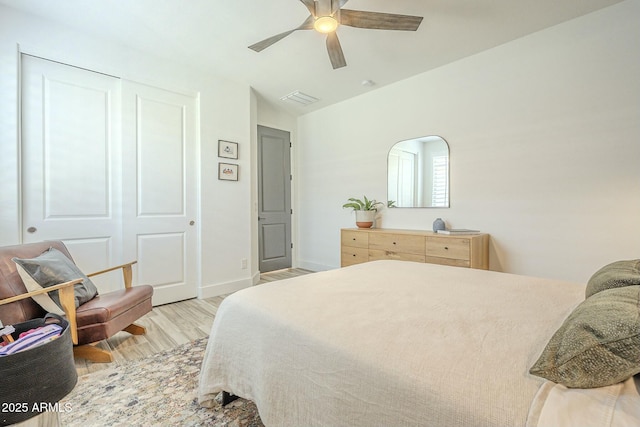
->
xmin=341 ymin=228 xmax=489 ymax=270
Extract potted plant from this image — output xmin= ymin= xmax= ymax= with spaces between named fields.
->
xmin=342 ymin=196 xmax=384 ymax=228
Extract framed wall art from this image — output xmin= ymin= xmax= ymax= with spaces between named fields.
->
xmin=218 ymin=140 xmax=238 ymax=159
xmin=218 ymin=163 xmax=239 ymax=181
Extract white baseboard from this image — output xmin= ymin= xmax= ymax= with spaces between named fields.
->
xmin=296 ymin=260 xmax=336 ymax=272
xmin=199 ymin=276 xmax=252 ymax=299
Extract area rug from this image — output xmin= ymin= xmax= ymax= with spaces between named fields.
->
xmin=60 ymin=338 xmax=264 ymax=426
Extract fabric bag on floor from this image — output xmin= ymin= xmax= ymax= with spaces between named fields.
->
xmin=0 ymin=313 xmax=77 ymax=425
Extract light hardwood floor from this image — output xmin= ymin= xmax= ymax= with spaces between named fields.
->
xmin=74 ymin=268 xmax=313 ymax=376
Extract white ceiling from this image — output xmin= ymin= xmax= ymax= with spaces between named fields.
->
xmin=1 ymin=0 xmax=623 ymax=116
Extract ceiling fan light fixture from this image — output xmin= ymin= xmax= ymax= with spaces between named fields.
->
xmin=314 ymin=16 xmax=339 ymax=33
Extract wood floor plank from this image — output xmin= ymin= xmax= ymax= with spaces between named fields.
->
xmin=74 ymin=268 xmax=312 ymax=376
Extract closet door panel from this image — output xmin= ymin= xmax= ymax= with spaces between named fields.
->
xmin=122 ymin=81 xmax=198 ymax=305
xmin=21 ymin=55 xmax=122 ymax=293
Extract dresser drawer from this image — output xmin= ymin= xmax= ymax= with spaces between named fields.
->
xmin=424 ymin=256 xmax=470 ymax=268
xmin=369 ymin=233 xmax=425 ymax=255
xmin=341 ymin=246 xmax=369 ymax=267
xmin=369 ymin=249 xmax=426 ymax=263
xmin=425 ymin=236 xmax=470 ymax=260
xmin=341 ymin=229 xmax=369 ymax=249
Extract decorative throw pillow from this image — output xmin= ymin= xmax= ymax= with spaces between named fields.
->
xmin=530 ymin=285 xmax=640 ymax=388
xmin=13 ymin=247 xmax=99 ymax=313
xmin=585 ymin=259 xmax=640 ymax=299
xmin=14 ymin=264 xmax=65 ymax=315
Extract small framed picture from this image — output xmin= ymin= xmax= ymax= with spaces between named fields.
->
xmin=218 ymin=163 xmax=239 ymax=181
xmin=218 ymin=140 xmax=238 ymax=159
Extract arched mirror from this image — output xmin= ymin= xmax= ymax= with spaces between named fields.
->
xmin=387 ymin=136 xmax=449 ymax=208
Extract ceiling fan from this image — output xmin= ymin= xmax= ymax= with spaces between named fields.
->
xmin=248 ymin=0 xmax=423 ymax=69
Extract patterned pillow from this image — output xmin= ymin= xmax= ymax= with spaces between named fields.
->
xmin=586 ymin=259 xmax=640 ymax=298
xmin=13 ymin=247 xmax=99 ymax=314
xmin=530 ymin=285 xmax=640 ymax=388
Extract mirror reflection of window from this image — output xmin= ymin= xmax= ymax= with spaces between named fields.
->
xmin=387 ymin=136 xmax=449 ymax=208
xmin=431 ymin=155 xmax=449 ymax=207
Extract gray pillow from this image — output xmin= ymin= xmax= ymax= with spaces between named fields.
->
xmin=530 ymin=285 xmax=640 ymax=388
xmin=586 ymin=259 xmax=640 ymax=298
xmin=13 ymin=247 xmax=99 ymax=312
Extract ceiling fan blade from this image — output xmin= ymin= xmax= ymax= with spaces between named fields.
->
xmin=326 ymin=32 xmax=346 ymax=69
xmin=248 ymin=16 xmax=315 ymax=52
xmin=331 ymin=0 xmax=349 ymax=14
xmin=248 ymin=30 xmax=296 ymax=52
xmin=340 ymin=9 xmax=423 ymax=31
xmin=299 ymin=0 xmax=316 ymax=16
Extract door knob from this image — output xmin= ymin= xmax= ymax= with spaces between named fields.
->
xmin=189 ymin=221 xmax=195 ymax=226
xmin=27 ymin=227 xmax=37 ymax=233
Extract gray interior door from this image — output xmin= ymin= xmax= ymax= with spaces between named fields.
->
xmin=257 ymin=125 xmax=292 ymax=272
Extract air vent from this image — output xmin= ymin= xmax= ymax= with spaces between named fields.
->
xmin=280 ymin=91 xmax=319 ymax=106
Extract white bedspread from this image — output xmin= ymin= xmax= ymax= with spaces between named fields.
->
xmin=198 ymin=260 xmax=587 ymax=427
xmin=527 ymin=375 xmax=640 ymax=427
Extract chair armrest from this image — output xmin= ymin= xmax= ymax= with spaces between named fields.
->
xmin=0 ymin=279 xmax=80 ymax=345
xmin=87 ymin=261 xmax=138 ymax=289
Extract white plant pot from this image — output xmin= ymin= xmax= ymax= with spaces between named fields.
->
xmin=355 ymin=210 xmax=376 ymax=228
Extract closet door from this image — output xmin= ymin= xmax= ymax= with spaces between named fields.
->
xmin=121 ymin=81 xmax=198 ymax=305
xmin=21 ymin=55 xmax=123 ymax=292
xmin=22 ymin=56 xmax=199 ymax=304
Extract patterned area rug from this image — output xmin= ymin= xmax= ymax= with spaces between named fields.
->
xmin=60 ymin=338 xmax=264 ymax=426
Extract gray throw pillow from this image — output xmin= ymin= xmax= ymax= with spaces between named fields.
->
xmin=13 ymin=247 xmax=99 ymax=312
xmin=530 ymin=285 xmax=640 ymax=388
xmin=586 ymin=259 xmax=640 ymax=298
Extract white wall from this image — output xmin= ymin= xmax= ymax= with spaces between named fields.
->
xmin=296 ymin=0 xmax=640 ymax=283
xmin=0 ymin=6 xmax=255 ymax=296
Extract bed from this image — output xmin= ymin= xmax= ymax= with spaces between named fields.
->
xmin=198 ymin=260 xmax=640 ymax=427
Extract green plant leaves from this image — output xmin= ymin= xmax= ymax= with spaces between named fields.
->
xmin=342 ymin=196 xmax=384 ymax=211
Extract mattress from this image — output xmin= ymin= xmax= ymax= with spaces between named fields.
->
xmin=198 ymin=260 xmax=630 ymax=426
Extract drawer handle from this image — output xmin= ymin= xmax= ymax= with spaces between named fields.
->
xmin=393 ymin=242 xmax=397 ymax=245
xmin=444 ymin=246 xmax=449 ymax=250
xmin=353 ymin=254 xmax=356 ymax=257
xmin=352 ymin=238 xmax=356 ymax=241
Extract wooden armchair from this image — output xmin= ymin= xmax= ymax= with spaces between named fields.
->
xmin=0 ymin=241 xmax=153 ymax=363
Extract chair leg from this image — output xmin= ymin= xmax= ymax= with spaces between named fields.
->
xmin=73 ymin=324 xmax=146 ymax=363
xmin=123 ymin=323 xmax=146 ymax=335
xmin=73 ymin=343 xmax=114 ymax=363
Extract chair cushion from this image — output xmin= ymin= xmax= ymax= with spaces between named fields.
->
xmin=12 ymin=247 xmax=99 ymax=314
xmin=76 ymin=285 xmax=152 ymax=326
xmin=75 ymin=285 xmax=153 ymax=345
